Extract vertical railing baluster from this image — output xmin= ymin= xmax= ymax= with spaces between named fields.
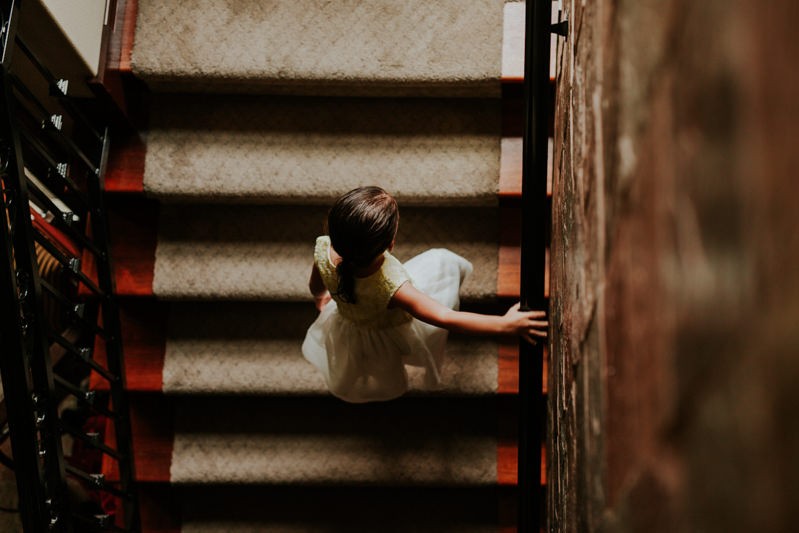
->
xmin=519 ymin=0 xmax=555 ymax=531
xmin=86 ymin=129 xmax=141 ymax=532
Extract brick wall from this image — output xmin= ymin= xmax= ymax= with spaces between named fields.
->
xmin=548 ymin=0 xmax=799 ymax=531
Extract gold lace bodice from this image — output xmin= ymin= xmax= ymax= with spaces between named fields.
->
xmin=314 ymin=236 xmax=413 ymax=328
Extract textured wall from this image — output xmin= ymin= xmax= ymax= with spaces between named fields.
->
xmin=549 ymin=0 xmax=799 ymax=531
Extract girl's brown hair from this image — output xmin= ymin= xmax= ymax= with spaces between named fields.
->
xmin=327 ymin=186 xmax=399 ymax=303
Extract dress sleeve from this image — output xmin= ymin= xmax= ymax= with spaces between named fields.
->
xmin=314 ymin=236 xmax=338 ymax=291
xmin=381 ymin=253 xmax=411 ymax=299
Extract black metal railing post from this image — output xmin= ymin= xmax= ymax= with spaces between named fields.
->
xmin=519 ymin=0 xmax=555 ymax=531
xmin=86 ymin=129 xmax=140 ymax=532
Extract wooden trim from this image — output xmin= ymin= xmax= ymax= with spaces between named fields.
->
xmin=106 ymin=0 xmax=139 ymax=73
xmin=498 ymin=341 xmax=519 ymax=394
xmin=105 ymin=0 xmax=124 ymax=71
xmin=106 ymin=134 xmax=146 ymax=193
xmin=498 ymin=342 xmax=548 ymax=396
xmin=105 ymin=195 xmax=158 ymax=296
xmin=498 ymin=206 xmax=521 ymax=298
xmin=497 ymin=396 xmax=546 ymax=487
xmin=498 ymin=441 xmax=546 ymax=487
xmin=103 ymin=394 xmax=174 ymax=483
xmin=120 ymin=0 xmax=138 ymax=72
xmin=91 ymin=299 xmax=167 ymax=391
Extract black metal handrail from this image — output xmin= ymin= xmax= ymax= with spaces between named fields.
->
xmin=0 ymin=1 xmax=140 ymax=531
xmin=518 ymin=1 xmax=561 ymax=531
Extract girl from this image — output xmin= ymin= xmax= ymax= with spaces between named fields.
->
xmin=302 ymin=186 xmax=547 ymax=403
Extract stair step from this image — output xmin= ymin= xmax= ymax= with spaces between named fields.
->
xmin=91 ymin=298 xmax=532 ymax=396
xmin=171 ymin=408 xmax=497 ymax=485
xmin=99 ymin=194 xmax=526 ymax=302
xmin=162 ymin=301 xmax=499 ymax=396
xmin=143 ymin=94 xmax=501 ymax=205
xmin=95 ymin=300 xmax=531 ymax=395
xmin=98 ymin=300 xmax=505 ymax=396
xmin=112 ymin=396 xmax=520 ymax=485
xmin=131 ymin=0 xmax=503 ymax=97
xmin=105 ymin=91 xmax=530 ymax=198
xmin=150 ymin=204 xmax=498 ymax=301
xmin=105 ymin=395 xmax=542 ymax=486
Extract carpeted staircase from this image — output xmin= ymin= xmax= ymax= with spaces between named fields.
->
xmin=107 ymin=1 xmax=526 ymax=530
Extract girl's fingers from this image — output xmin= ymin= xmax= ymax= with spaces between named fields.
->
xmin=522 ymin=312 xmax=547 ymax=321
xmin=528 ymin=320 xmax=548 ymax=328
xmin=529 ymin=329 xmax=548 ymax=338
xmin=521 ymin=333 xmax=537 ymax=345
xmin=519 ymin=310 xmax=545 ymax=316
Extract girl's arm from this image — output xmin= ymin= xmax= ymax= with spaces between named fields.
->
xmin=308 ymin=265 xmax=331 ymax=311
xmin=390 ymin=282 xmax=547 ymax=344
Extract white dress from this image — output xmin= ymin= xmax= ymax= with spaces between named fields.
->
xmin=302 ymin=236 xmax=472 ymax=403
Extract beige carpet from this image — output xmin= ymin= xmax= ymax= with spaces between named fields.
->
xmin=170 ymin=397 xmax=498 ymax=485
xmin=143 ymin=95 xmax=501 ymax=205
xmin=132 ymin=0 xmax=503 ymax=97
xmin=152 ymin=205 xmax=498 ymax=300
xmin=162 ymin=302 xmax=498 ymax=395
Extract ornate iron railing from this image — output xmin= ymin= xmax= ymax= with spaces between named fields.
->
xmin=0 ymin=1 xmax=139 ymax=531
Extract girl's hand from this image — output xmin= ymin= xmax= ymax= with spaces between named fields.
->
xmin=503 ymin=303 xmax=548 ymax=345
xmin=314 ymin=291 xmax=332 ymax=311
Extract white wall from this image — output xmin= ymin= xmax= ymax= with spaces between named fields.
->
xmin=40 ymin=0 xmax=108 ymax=75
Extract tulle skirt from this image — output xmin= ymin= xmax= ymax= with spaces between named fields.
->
xmin=302 ymin=249 xmax=472 ymax=403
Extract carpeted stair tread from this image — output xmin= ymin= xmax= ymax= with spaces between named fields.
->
xmin=162 ymin=302 xmax=498 ymax=395
xmin=143 ymin=94 xmax=501 ymax=205
xmin=153 ymin=205 xmax=498 ymax=301
xmin=176 ymin=486 xmax=507 ymax=533
xmin=132 ymin=0 xmax=503 ymax=97
xmin=170 ymin=397 xmax=498 ymax=485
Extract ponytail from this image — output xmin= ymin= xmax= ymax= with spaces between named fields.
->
xmin=335 ymin=259 xmax=357 ymax=303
